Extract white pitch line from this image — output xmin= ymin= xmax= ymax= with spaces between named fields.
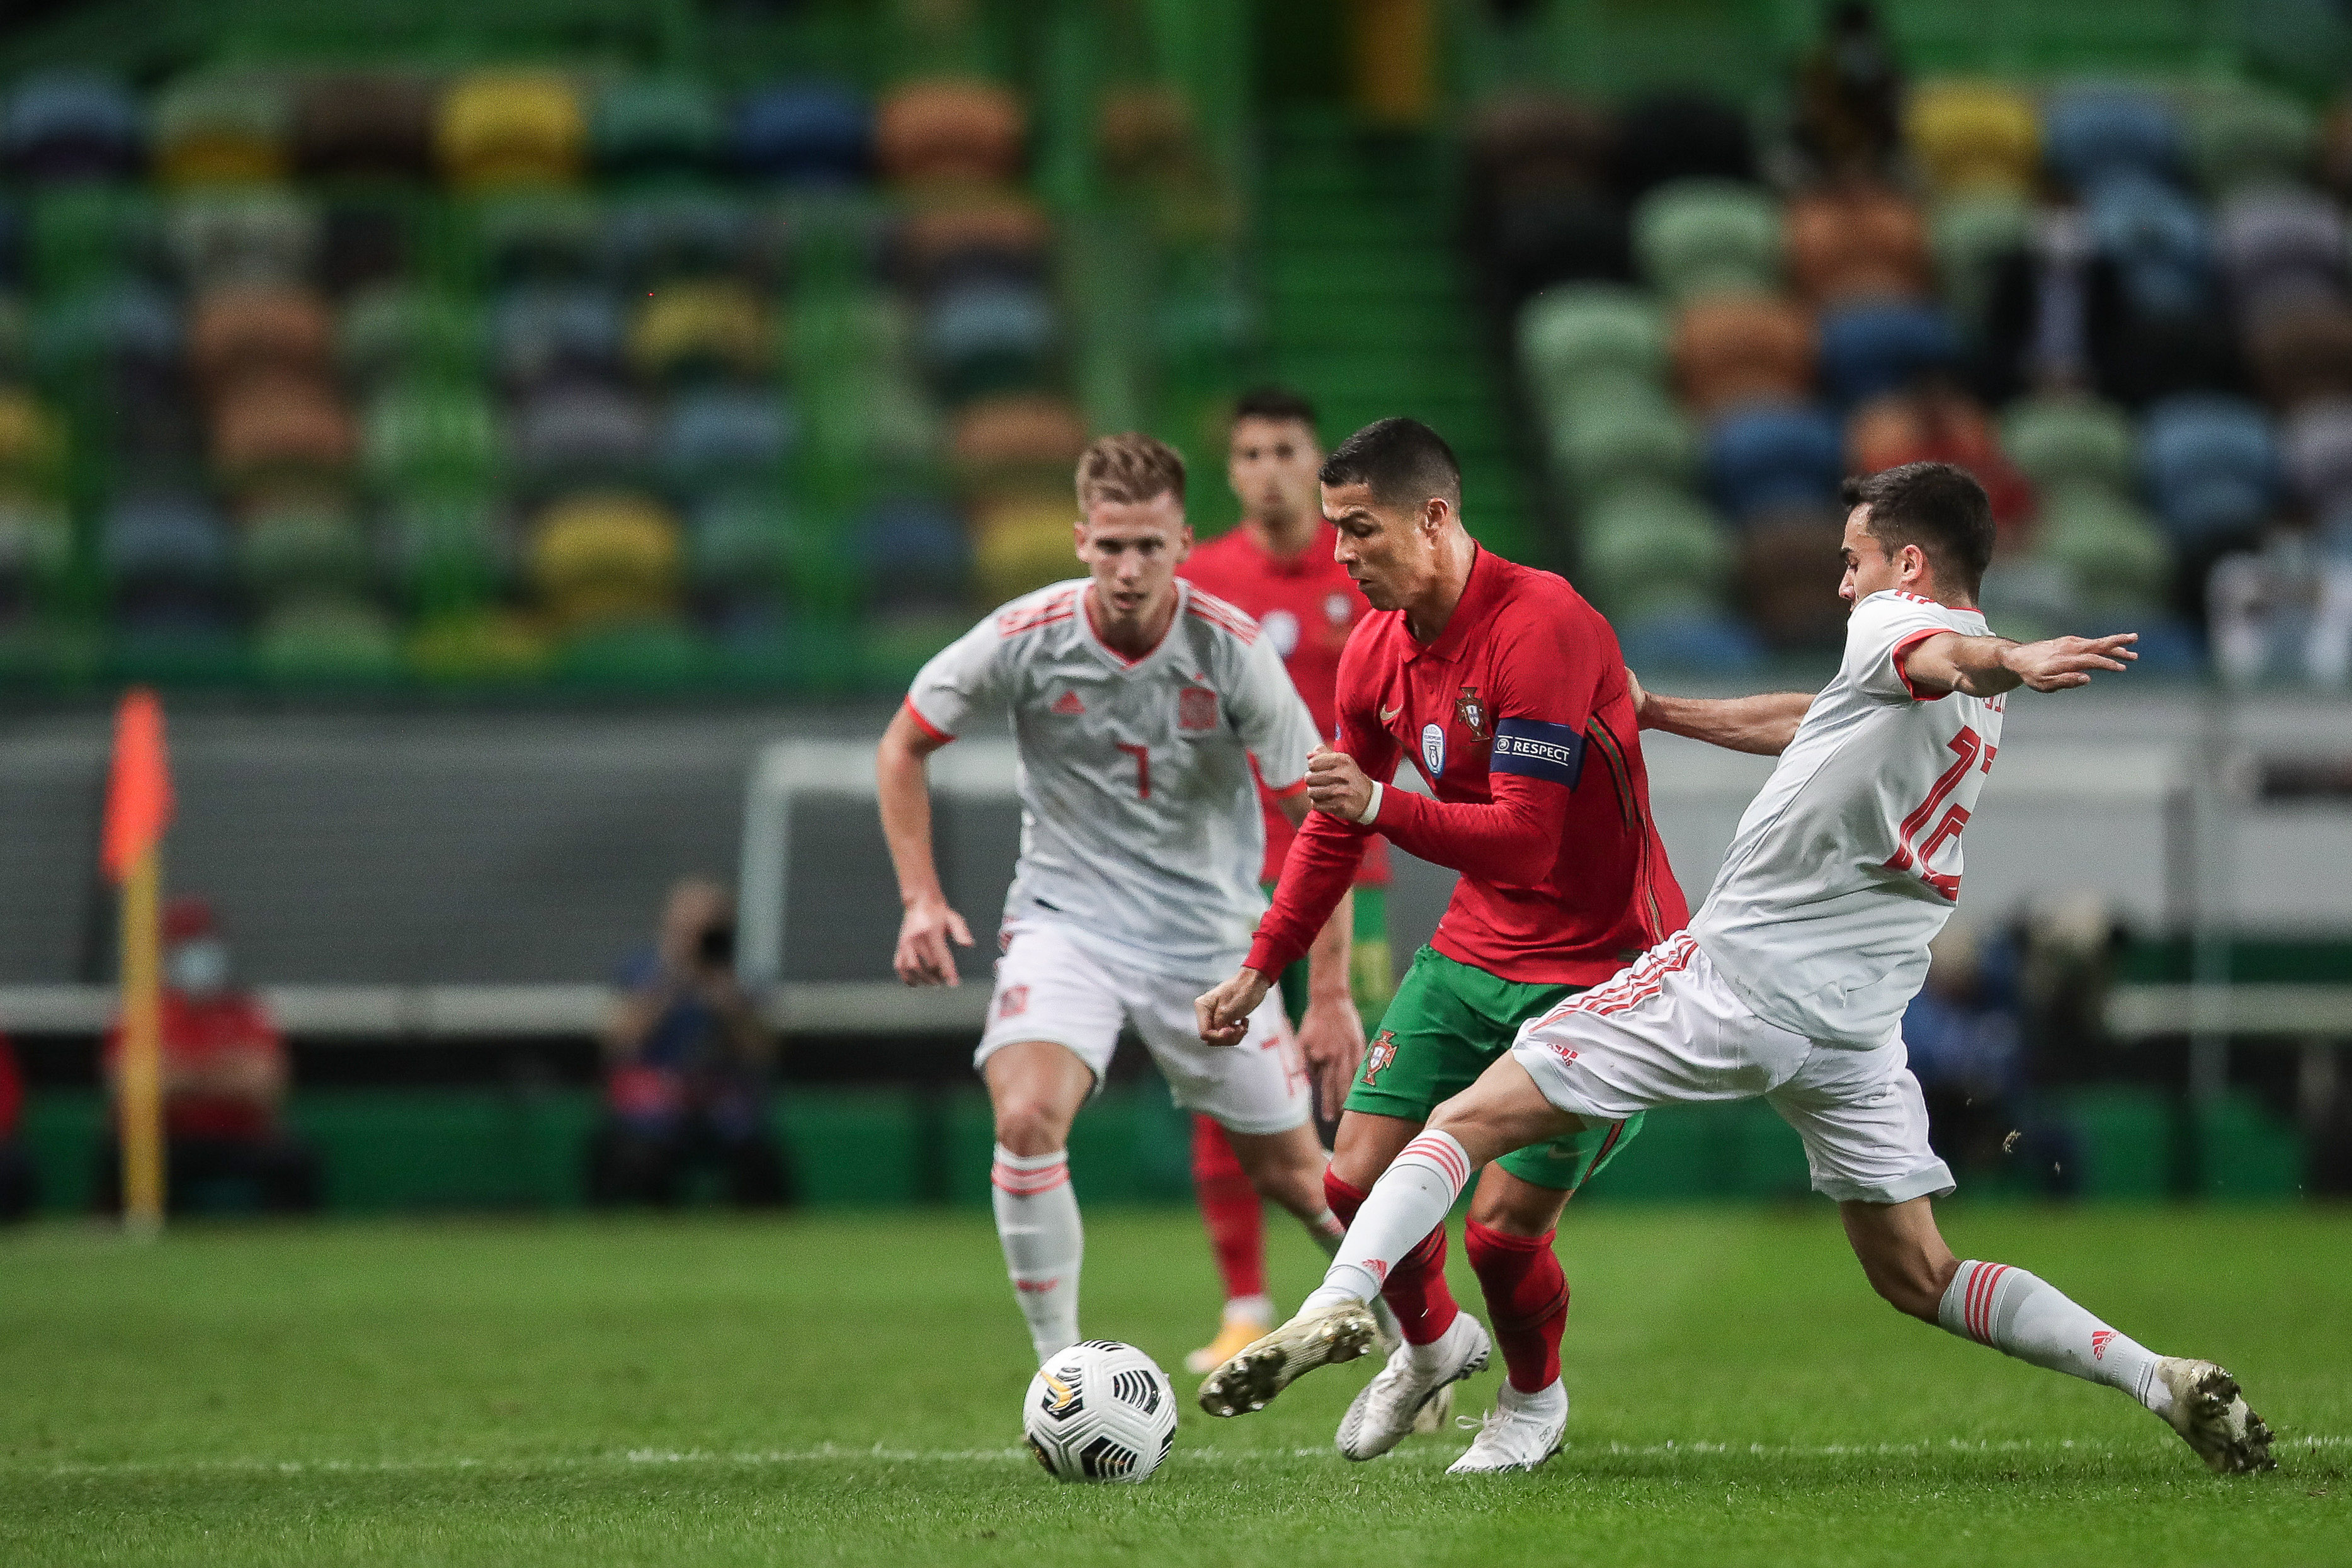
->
xmin=12 ymin=1434 xmax=2344 ymax=1480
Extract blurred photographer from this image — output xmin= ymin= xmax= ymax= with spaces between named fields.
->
xmin=586 ymin=878 xmax=792 ymax=1207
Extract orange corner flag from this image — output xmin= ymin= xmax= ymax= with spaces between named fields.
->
xmin=101 ymin=688 xmax=173 ymax=884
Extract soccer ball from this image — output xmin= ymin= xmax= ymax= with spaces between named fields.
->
xmin=1021 ymin=1340 xmax=1178 ymax=1483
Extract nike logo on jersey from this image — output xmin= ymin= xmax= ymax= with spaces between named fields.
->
xmin=1050 ymin=691 xmax=1085 ymax=715
xmin=1378 ymin=705 xmax=1401 ymax=724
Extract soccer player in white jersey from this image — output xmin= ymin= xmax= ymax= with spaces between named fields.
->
xmin=1202 ymin=462 xmax=2275 ymax=1475
xmin=876 ymin=432 xmax=1377 ymax=1366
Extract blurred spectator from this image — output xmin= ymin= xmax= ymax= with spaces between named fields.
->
xmin=0 ymin=1033 xmax=38 ymax=1222
xmin=1793 ymin=3 xmax=1904 ymax=181
xmin=2208 ymin=526 xmax=2352 ymax=688
xmin=1973 ymin=203 xmax=2132 ymax=406
xmin=1904 ymin=921 xmax=2077 ymax=1196
xmin=587 ymin=878 xmax=792 ymax=1207
xmin=92 ymin=898 xmax=322 ymax=1214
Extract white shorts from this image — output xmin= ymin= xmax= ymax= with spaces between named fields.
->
xmin=1509 ymin=931 xmax=1955 ymax=1207
xmin=974 ymin=918 xmax=1311 ymax=1135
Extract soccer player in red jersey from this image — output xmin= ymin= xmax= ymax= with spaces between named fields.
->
xmin=1196 ymin=418 xmax=1688 ymax=1470
xmin=1175 ymin=387 xmax=1393 ymax=1374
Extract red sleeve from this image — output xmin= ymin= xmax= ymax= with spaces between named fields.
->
xmin=1246 ymin=638 xmax=1394 ymax=976
xmin=1359 ymin=601 xmax=1593 ymax=883
xmin=1370 ymin=770 xmax=1574 ymax=882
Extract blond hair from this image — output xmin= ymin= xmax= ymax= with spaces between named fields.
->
xmin=1075 ymin=431 xmax=1186 ymax=511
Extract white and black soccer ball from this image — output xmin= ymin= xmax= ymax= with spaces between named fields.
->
xmin=1021 ymin=1340 xmax=1178 ymax=1483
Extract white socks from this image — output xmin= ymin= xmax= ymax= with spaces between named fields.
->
xmin=1304 ymin=1131 xmax=1470 ymax=1314
xmin=991 ymin=1145 xmax=1082 ymax=1363
xmin=1938 ymin=1259 xmax=2167 ymax=1413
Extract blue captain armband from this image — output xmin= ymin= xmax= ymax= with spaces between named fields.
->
xmin=1489 ymin=718 xmax=1587 ymax=787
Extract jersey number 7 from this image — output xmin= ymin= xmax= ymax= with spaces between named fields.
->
xmin=1115 ymin=741 xmax=1150 ymax=799
xmin=1885 ymin=725 xmax=1996 ymax=900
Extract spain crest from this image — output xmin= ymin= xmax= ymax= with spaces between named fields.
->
xmin=1359 ymin=1029 xmax=1398 ymax=1088
xmin=1454 ymin=686 xmax=1490 ymax=739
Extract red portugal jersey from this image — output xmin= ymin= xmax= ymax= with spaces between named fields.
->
xmin=1248 ymin=548 xmax=1688 ymax=986
xmin=1180 ymin=520 xmax=1390 ymax=887
xmin=103 ymin=992 xmax=283 ymax=1140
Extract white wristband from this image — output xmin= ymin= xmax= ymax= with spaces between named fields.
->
xmin=1358 ymin=781 xmax=1385 ymax=824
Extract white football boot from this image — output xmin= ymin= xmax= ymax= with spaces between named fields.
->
xmin=1360 ymin=1297 xmax=1451 ymax=1434
xmin=1335 ymin=1312 xmax=1491 ymax=1460
xmin=2153 ymin=1358 xmax=2276 ymax=1474
xmin=1446 ymin=1378 xmax=1566 ymax=1474
xmin=1196 ymin=1300 xmax=1379 ymax=1417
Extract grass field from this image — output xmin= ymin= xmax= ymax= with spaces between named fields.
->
xmin=1 ymin=1205 xmax=2344 ymax=1567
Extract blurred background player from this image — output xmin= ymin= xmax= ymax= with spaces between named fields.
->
xmin=0 ymin=1032 xmax=37 ymax=1224
xmin=1198 ymin=418 xmax=1687 ymax=1469
xmin=1175 ymin=385 xmax=1395 ymax=1373
xmin=876 ymin=433 xmax=1372 ymax=1366
xmin=93 ymin=897 xmax=322 ymax=1215
xmin=586 ymin=877 xmax=791 ymax=1208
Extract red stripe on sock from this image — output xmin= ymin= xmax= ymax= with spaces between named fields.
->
xmin=1402 ymin=1135 xmax=1469 ymax=1192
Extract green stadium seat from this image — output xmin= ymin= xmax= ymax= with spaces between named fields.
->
xmin=339 ymin=285 xmax=483 ymax=389
xmin=387 ymin=493 xmax=507 ymax=618
xmin=2188 ymin=87 xmax=2315 ymax=196
xmin=1516 ymin=284 xmax=1667 ymax=412
xmin=2033 ymin=482 xmax=2174 ymax=614
xmin=1633 ymin=178 xmax=1783 ymax=303
xmin=1576 ymin=481 xmax=1732 ymax=619
xmin=1999 ymin=393 xmax=2137 ymax=496
xmin=552 ymin=619 xmax=707 ymax=688
xmin=591 ymin=77 xmax=722 ymax=183
xmin=474 ymin=191 xmax=603 ymax=284
xmin=361 ymin=383 xmax=499 ymax=492
xmin=1545 ymin=373 xmax=1699 ymax=497
xmin=239 ymin=504 xmax=375 ymax=601
xmin=166 ymin=190 xmax=318 ymax=289
xmin=253 ymin=593 xmax=401 ymax=683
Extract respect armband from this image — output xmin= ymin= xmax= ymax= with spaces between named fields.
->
xmin=1488 ymin=717 xmax=1586 ymax=787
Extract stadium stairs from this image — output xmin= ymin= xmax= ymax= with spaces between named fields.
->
xmin=1259 ymin=108 xmax=1535 ymax=565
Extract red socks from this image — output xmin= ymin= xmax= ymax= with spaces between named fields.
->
xmin=1324 ymin=1167 xmax=1459 ymax=1344
xmin=1465 ymin=1220 xmax=1568 ymax=1392
xmin=1191 ymin=1115 xmax=1266 ymax=1303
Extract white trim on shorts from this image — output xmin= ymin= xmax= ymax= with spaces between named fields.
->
xmin=1509 ymin=932 xmax=1955 ymax=1207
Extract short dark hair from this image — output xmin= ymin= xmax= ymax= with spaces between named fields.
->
xmin=1839 ymin=462 xmax=1996 ymax=598
xmin=1232 ymin=385 xmax=1319 ymax=435
xmin=1319 ymin=418 xmax=1462 ymax=512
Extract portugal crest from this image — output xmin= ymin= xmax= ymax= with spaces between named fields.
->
xmin=1359 ymin=1029 xmax=1398 ymax=1088
xmin=1453 ymin=685 xmax=1491 ymax=739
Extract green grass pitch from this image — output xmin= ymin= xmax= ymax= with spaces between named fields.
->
xmin=0 ymin=1205 xmax=2344 ymax=1566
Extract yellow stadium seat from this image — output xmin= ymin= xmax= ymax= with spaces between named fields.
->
xmin=153 ymin=74 xmax=291 ymax=186
xmin=436 ymin=73 xmax=586 ymax=190
xmin=1907 ymin=81 xmax=2040 ymax=196
xmin=628 ymin=281 xmax=772 ymax=382
xmin=528 ymin=491 xmax=681 ymax=628
xmin=972 ymin=496 xmax=1074 ymax=605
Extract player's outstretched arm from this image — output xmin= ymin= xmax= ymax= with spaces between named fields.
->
xmin=1902 ymin=631 xmax=2138 ymax=698
xmin=1627 ymin=669 xmax=1814 ymax=756
xmin=875 ymin=705 xmax=974 ymax=987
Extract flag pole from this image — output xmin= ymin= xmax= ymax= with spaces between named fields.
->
xmin=102 ymin=687 xmax=173 ymax=1237
xmin=118 ymin=842 xmax=164 ymax=1234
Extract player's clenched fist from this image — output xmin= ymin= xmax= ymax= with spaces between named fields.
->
xmin=893 ymin=894 xmax=973 ymax=987
xmin=1304 ymin=744 xmax=1375 ymax=822
xmin=1195 ymin=967 xmax=1273 ymax=1047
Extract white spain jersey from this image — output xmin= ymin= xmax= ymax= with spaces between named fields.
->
xmin=905 ymin=578 xmax=1322 ymax=979
xmin=1691 ymin=589 xmax=2006 ymax=1047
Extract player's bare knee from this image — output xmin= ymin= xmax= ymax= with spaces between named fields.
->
xmin=991 ymin=1099 xmax=1069 ymax=1157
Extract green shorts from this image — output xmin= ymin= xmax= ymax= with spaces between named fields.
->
xmin=1271 ymin=884 xmax=1395 ymax=1025
xmin=1345 ymin=945 xmax=1641 ymax=1193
